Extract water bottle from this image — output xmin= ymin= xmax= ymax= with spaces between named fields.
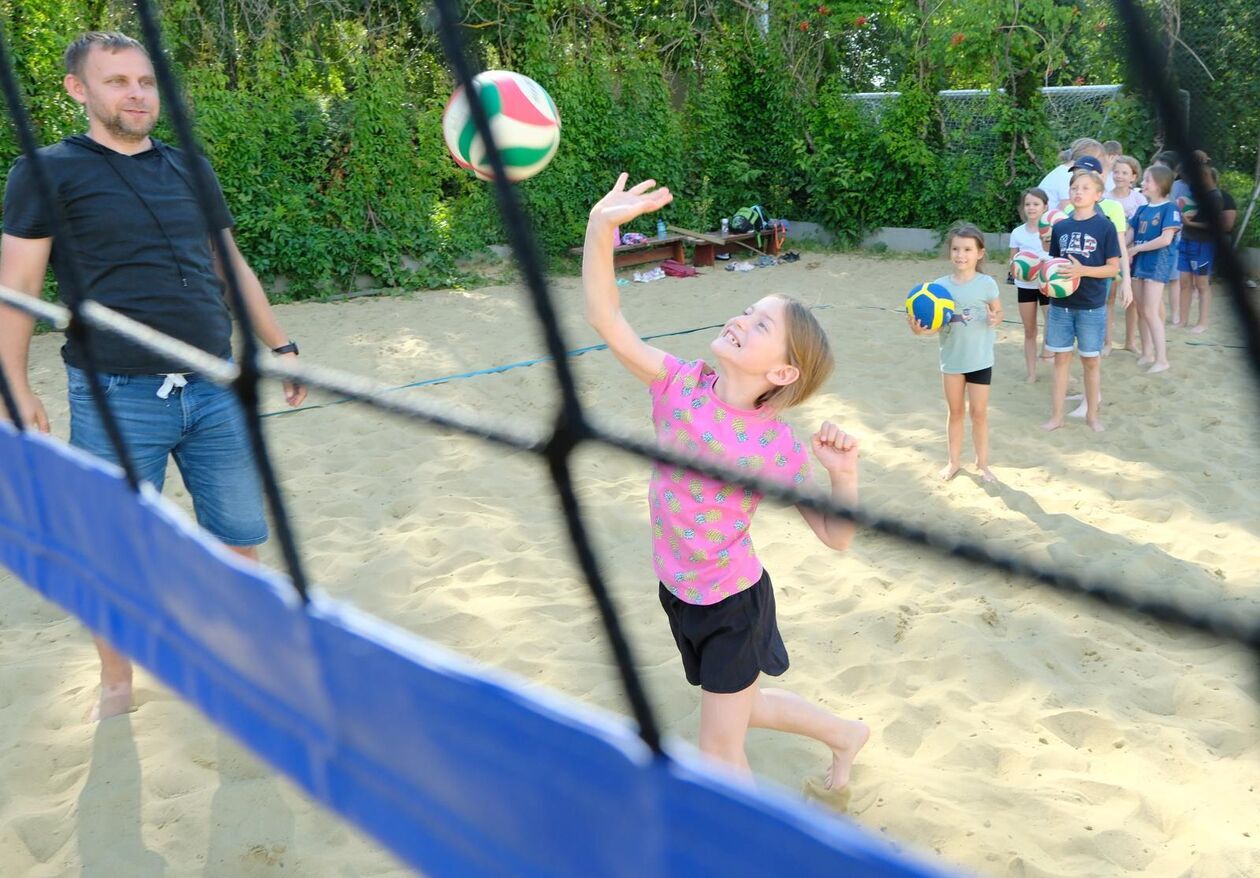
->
xmin=656 ymin=219 xmax=667 ymax=239
xmin=720 ymin=217 xmax=730 ymax=236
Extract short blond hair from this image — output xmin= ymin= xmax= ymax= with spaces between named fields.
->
xmin=756 ymin=297 xmax=833 ymax=413
xmin=1103 ymin=140 xmax=1122 ymax=156
xmin=1071 ymin=170 xmax=1106 ymax=192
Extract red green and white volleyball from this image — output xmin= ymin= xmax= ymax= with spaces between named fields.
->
xmin=1010 ymin=250 xmax=1043 ymax=283
xmin=1039 ymin=209 xmax=1068 ymax=235
xmin=442 ymin=70 xmax=561 ymax=183
xmin=1037 ymin=257 xmax=1079 ymax=299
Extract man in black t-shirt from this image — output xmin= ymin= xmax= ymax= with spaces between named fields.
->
xmin=0 ymin=32 xmax=306 ymax=722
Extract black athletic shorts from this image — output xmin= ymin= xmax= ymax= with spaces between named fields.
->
xmin=1016 ymin=286 xmax=1050 ymax=305
xmin=658 ymin=568 xmax=788 ymax=694
xmin=964 ymin=367 xmax=992 ymax=385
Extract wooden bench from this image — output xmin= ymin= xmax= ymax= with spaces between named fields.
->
xmin=690 ymin=225 xmax=785 ymax=267
xmin=570 ymin=235 xmax=686 ymax=270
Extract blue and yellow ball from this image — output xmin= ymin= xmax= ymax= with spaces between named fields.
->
xmin=905 ymin=282 xmax=955 ymax=331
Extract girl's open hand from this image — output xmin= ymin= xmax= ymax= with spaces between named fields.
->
xmin=811 ymin=421 xmax=859 ymax=476
xmin=589 ymin=173 xmax=673 ymax=229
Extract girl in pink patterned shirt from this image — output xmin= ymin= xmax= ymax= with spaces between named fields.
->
xmin=583 ymin=174 xmax=869 ymax=790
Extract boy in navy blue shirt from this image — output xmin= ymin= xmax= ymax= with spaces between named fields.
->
xmin=1042 ymin=170 xmax=1122 ymax=433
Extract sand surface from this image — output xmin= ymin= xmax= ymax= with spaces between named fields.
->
xmin=2 ymin=252 xmax=1259 ymax=877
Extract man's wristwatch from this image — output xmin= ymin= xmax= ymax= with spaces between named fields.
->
xmin=272 ymin=340 xmax=299 ymax=356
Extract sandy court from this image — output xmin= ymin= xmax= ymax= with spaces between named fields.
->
xmin=2 ymin=251 xmax=1259 ymax=877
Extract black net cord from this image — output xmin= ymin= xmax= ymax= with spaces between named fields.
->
xmin=430 ymin=0 xmax=664 ymax=753
xmin=0 ymin=27 xmax=141 ymax=491
xmin=131 ymin=0 xmax=309 ymax=603
xmin=1112 ymin=0 xmax=1260 ymax=397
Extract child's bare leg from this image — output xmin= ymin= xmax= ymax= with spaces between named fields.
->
xmin=1019 ymin=300 xmax=1039 ymax=381
xmin=749 ymin=686 xmax=870 ymax=791
xmin=1142 ymin=280 xmax=1170 ymax=372
xmin=89 ymin=637 xmax=134 ymax=722
xmin=699 ymin=684 xmax=757 ymax=776
xmin=941 ymin=374 xmax=965 ymax=479
xmin=1123 ymin=299 xmax=1140 ymax=352
xmin=1101 ymin=285 xmax=1116 ymax=355
xmin=1082 ymin=355 xmax=1104 ymax=432
xmin=1042 ymin=352 xmax=1072 ymax=431
xmin=1190 ymin=275 xmax=1211 ymax=332
xmin=967 ymin=382 xmax=994 ymax=481
xmin=1039 ymin=302 xmax=1054 ymax=359
xmin=1170 ymin=275 xmax=1183 ymax=325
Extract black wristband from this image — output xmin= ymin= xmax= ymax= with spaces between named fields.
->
xmin=272 ymin=341 xmax=299 ymax=356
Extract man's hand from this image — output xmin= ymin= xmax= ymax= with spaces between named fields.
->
xmin=277 ymin=352 xmax=306 ymax=407
xmin=3 ymin=387 xmax=50 ymax=432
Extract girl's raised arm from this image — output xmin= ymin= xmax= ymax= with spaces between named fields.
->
xmin=583 ymin=173 xmax=674 ymax=384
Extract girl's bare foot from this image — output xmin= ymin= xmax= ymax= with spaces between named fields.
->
xmin=977 ymin=465 xmax=997 ymax=483
xmin=1189 ymin=324 xmax=1207 ymax=334
xmin=1087 ymin=417 xmax=1106 ymax=433
xmin=1136 ymin=357 xmax=1154 ymax=367
xmin=1041 ymin=417 xmax=1063 ymax=432
xmin=89 ymin=681 xmax=134 ymax=722
xmin=1025 ymin=373 xmax=1037 ymax=384
xmin=939 ymin=463 xmax=961 ymax=481
xmin=1147 ymin=362 xmax=1170 ymax=374
xmin=1100 ymin=343 xmax=1112 ymax=357
xmin=1123 ymin=343 xmax=1141 ymax=354
xmin=823 ymin=719 xmax=870 ymax=791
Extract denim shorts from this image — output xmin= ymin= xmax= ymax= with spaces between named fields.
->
xmin=1178 ymin=239 xmax=1215 ymax=275
xmin=1045 ymin=304 xmax=1107 ymax=358
xmin=67 ymin=366 xmax=268 ymax=546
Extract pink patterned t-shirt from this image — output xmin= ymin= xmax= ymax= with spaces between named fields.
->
xmin=649 ymin=356 xmax=810 ymax=605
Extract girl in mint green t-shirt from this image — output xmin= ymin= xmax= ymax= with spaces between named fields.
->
xmin=908 ymin=225 xmax=1002 ymax=482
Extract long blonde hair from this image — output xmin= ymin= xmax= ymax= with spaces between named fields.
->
xmin=756 ymin=296 xmax=834 ymax=412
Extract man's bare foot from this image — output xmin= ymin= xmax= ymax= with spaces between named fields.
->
xmin=1189 ymin=324 xmax=1207 ymax=334
xmin=1147 ymin=362 xmax=1170 ymax=374
xmin=1041 ymin=417 xmax=1064 ymax=432
xmin=939 ymin=463 xmax=961 ymax=481
xmin=977 ymin=465 xmax=997 ymax=483
xmin=89 ymin=681 xmax=134 ymax=722
xmin=824 ymin=719 xmax=870 ymax=791
xmin=1086 ymin=417 xmax=1105 ymax=433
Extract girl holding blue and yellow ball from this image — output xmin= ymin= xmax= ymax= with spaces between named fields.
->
xmin=907 ymin=225 xmax=1002 ymax=482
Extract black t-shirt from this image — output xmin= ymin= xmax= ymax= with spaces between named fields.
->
xmin=1183 ymin=189 xmax=1238 ymax=242
xmin=1048 ymin=211 xmax=1120 ymax=310
xmin=3 ymin=134 xmax=234 ymax=373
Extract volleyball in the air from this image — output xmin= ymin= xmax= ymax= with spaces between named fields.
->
xmin=905 ymin=282 xmax=955 ymax=331
xmin=442 ymin=70 xmax=561 ymax=183
xmin=1010 ymin=250 xmax=1043 ymax=283
xmin=1037 ymin=257 xmax=1079 ymax=299
xmin=1039 ymin=209 xmax=1068 ymax=236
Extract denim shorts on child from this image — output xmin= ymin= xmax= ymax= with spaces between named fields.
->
xmin=66 ymin=365 xmax=268 ymax=546
xmin=1133 ymin=244 xmax=1179 ymax=283
xmin=658 ymin=567 xmax=788 ymax=694
xmin=1178 ymin=239 xmax=1215 ymax=275
xmin=1044 ymin=304 xmax=1107 ymax=358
